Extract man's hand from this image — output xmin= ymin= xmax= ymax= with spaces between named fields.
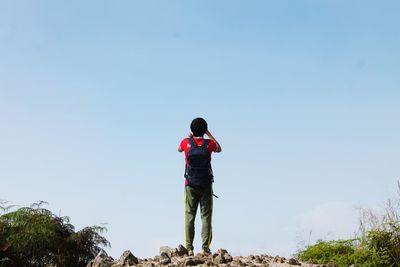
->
xmin=205 ymin=130 xmax=214 ymax=139
xmin=206 ymin=130 xmax=222 ymax=153
xmin=178 ymin=133 xmax=193 ymax=152
xmin=178 ymin=144 xmax=183 ymax=152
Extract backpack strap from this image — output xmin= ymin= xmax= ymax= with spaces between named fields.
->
xmin=188 ymin=137 xmax=196 ymax=147
xmin=202 ymin=139 xmax=209 ymax=149
xmin=185 ymin=138 xmax=196 ymax=179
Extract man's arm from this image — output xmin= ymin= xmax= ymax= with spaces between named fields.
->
xmin=206 ymin=130 xmax=222 ymax=153
xmin=178 ymin=134 xmax=191 ymax=152
xmin=178 ymin=144 xmax=183 ymax=152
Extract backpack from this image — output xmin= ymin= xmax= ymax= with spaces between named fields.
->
xmin=185 ymin=137 xmax=213 ymax=187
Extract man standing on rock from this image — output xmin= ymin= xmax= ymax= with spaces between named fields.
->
xmin=178 ymin=117 xmax=222 ymax=255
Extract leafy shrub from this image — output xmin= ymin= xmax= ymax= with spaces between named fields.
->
xmin=297 ymin=183 xmax=400 ymax=267
xmin=361 ymin=222 xmax=400 ymax=266
xmin=0 ymin=201 xmax=110 ymax=267
xmin=297 ymin=239 xmax=356 ymax=266
xmin=297 ymin=238 xmax=391 ymax=267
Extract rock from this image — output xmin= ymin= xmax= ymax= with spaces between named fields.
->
xmin=273 ymin=255 xmax=285 ymax=263
xmin=86 ymin=247 xmax=311 ymax=267
xmin=262 ymin=258 xmax=270 ymax=264
xmin=214 ymin=248 xmax=233 ymax=264
xmin=287 ymin=258 xmax=301 ymax=265
xmin=217 ymin=248 xmax=229 ymax=255
xmin=183 ymin=257 xmax=204 ymax=266
xmin=87 ymin=252 xmax=114 ymax=267
xmin=196 ymin=252 xmax=211 ymax=259
xmin=224 ymin=254 xmax=233 ymax=262
xmin=118 ymin=250 xmax=139 ymax=266
xmin=254 ymin=256 xmax=262 ymax=263
xmin=214 ymin=254 xmax=224 ymax=264
xmin=183 ymin=258 xmax=196 ymax=266
xmin=160 ymin=252 xmax=171 ymax=265
xmin=176 ymin=244 xmax=188 ymax=256
xmin=160 ymin=246 xmax=178 ymax=258
xmin=233 ymin=259 xmax=247 ymax=267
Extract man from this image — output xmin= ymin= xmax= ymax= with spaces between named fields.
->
xmin=178 ymin=117 xmax=222 ymax=255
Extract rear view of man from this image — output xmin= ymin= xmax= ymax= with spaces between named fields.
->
xmin=178 ymin=118 xmax=222 ymax=255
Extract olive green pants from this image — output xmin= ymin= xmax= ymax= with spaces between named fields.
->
xmin=184 ymin=185 xmax=213 ymax=251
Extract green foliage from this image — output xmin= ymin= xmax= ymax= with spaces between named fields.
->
xmin=296 ymin=238 xmax=392 ymax=267
xmin=297 ymin=183 xmax=400 ymax=267
xmin=297 ymin=239 xmax=355 ymax=266
xmin=0 ymin=200 xmax=110 ymax=267
xmin=362 ymin=221 xmax=400 ymax=266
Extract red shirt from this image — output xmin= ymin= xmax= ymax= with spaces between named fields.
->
xmin=179 ymin=137 xmax=217 ymax=185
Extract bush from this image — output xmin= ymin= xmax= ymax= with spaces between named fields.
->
xmin=296 ymin=239 xmax=356 ymax=266
xmin=297 ymin=183 xmax=400 ymax=267
xmin=296 ymin=238 xmax=392 ymax=267
xmin=0 ymin=201 xmax=110 ymax=267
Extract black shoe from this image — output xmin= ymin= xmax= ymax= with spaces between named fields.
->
xmin=202 ymin=248 xmax=211 ymax=255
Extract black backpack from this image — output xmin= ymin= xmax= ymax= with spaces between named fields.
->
xmin=185 ymin=137 xmax=213 ymax=187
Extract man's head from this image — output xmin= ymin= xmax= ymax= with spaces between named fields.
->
xmin=190 ymin=117 xmax=208 ymax=137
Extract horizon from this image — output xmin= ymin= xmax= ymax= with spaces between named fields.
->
xmin=1 ymin=0 xmax=399 ymax=258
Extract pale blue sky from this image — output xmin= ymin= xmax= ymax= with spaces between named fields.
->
xmin=1 ymin=0 xmax=399 ymax=258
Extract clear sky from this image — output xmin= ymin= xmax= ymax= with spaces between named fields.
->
xmin=1 ymin=0 xmax=399 ymax=259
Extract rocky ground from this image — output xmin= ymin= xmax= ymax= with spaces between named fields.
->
xmin=86 ymin=245 xmax=328 ymax=267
